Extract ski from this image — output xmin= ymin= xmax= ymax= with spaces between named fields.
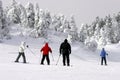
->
xmin=14 ymin=61 xmax=29 ymax=64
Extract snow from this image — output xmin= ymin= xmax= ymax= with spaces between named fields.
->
xmin=0 ymin=25 xmax=120 ymax=80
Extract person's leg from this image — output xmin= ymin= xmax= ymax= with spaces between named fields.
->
xmin=62 ymin=54 xmax=66 ymax=66
xmin=101 ymin=57 xmax=104 ymax=65
xmin=22 ymin=53 xmax=26 ymax=63
xmin=66 ymin=54 xmax=70 ymax=66
xmin=46 ymin=55 xmax=50 ymax=65
xmin=41 ymin=55 xmax=45 ymax=65
xmin=15 ymin=52 xmax=22 ymax=62
xmin=104 ymin=57 xmax=107 ymax=65
xmin=67 ymin=54 xmax=70 ymax=66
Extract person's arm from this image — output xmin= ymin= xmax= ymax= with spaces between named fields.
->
xmin=49 ymin=47 xmax=52 ymax=53
xmin=59 ymin=44 xmax=63 ymax=54
xmin=26 ymin=45 xmax=29 ymax=48
xmin=40 ymin=47 xmax=44 ymax=52
xmin=68 ymin=44 xmax=71 ymax=54
xmin=22 ymin=45 xmax=25 ymax=50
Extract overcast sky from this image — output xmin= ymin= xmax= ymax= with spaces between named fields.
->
xmin=2 ymin=0 xmax=120 ymax=27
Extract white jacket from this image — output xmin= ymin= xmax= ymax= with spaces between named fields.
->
xmin=19 ymin=42 xmax=26 ymax=53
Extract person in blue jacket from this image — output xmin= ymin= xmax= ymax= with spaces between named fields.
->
xmin=100 ymin=48 xmax=108 ymax=65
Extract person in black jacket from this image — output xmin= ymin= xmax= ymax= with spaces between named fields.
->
xmin=59 ymin=39 xmax=71 ymax=66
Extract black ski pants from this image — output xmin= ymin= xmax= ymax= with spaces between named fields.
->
xmin=62 ymin=53 xmax=70 ymax=66
xmin=41 ymin=55 xmax=50 ymax=65
xmin=15 ymin=52 xmax=26 ymax=63
xmin=101 ymin=57 xmax=107 ymax=65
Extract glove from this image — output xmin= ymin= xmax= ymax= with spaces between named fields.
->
xmin=26 ymin=45 xmax=29 ymax=48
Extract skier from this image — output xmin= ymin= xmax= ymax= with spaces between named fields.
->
xmin=100 ymin=48 xmax=108 ymax=65
xmin=15 ymin=41 xmax=28 ymax=63
xmin=59 ymin=39 xmax=71 ymax=66
xmin=40 ymin=42 xmax=52 ymax=65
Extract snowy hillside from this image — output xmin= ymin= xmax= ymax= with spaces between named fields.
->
xmin=0 ymin=25 xmax=120 ymax=80
xmin=0 ymin=0 xmax=120 ymax=80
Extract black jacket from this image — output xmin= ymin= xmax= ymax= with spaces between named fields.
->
xmin=60 ymin=39 xmax=71 ymax=54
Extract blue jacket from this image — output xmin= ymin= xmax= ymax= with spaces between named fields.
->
xmin=100 ymin=48 xmax=107 ymax=57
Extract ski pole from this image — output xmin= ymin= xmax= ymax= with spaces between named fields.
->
xmin=27 ymin=47 xmax=36 ymax=56
xmin=56 ymin=54 xmax=61 ymax=65
xmin=51 ymin=53 xmax=54 ymax=61
xmin=39 ymin=52 xmax=42 ymax=64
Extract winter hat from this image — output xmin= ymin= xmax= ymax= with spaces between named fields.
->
xmin=21 ymin=41 xmax=26 ymax=45
xmin=45 ymin=43 xmax=49 ymax=47
xmin=64 ymin=39 xmax=68 ymax=43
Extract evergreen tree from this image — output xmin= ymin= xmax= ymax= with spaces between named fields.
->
xmin=37 ymin=9 xmax=46 ymax=38
xmin=0 ymin=0 xmax=3 ymax=29
xmin=94 ymin=23 xmax=101 ymax=41
xmin=33 ymin=9 xmax=49 ymax=38
xmin=111 ymin=14 xmax=120 ymax=43
xmin=19 ymin=4 xmax=28 ymax=27
xmin=34 ymin=3 xmax=40 ymax=29
xmin=44 ymin=10 xmax=52 ymax=29
xmin=115 ymin=12 xmax=120 ymax=23
xmin=0 ymin=0 xmax=9 ymax=38
xmin=78 ymin=24 xmax=88 ymax=42
xmin=63 ymin=18 xmax=70 ymax=33
xmin=25 ymin=2 xmax=35 ymax=28
xmin=6 ymin=0 xmax=21 ymax=24
xmin=99 ymin=27 xmax=107 ymax=45
xmin=84 ymin=36 xmax=98 ymax=51
xmin=67 ymin=15 xmax=78 ymax=42
xmin=36 ymin=19 xmax=47 ymax=38
xmin=104 ymin=15 xmax=114 ymax=44
xmin=51 ymin=14 xmax=63 ymax=31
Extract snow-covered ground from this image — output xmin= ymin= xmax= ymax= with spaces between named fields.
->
xmin=0 ymin=25 xmax=120 ymax=80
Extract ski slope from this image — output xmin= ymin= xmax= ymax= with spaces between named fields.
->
xmin=0 ymin=25 xmax=120 ymax=80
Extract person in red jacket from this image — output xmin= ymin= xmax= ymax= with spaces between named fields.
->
xmin=40 ymin=42 xmax=52 ymax=65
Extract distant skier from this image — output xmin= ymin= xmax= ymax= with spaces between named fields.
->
xmin=100 ymin=48 xmax=108 ymax=65
xmin=59 ymin=39 xmax=71 ymax=66
xmin=40 ymin=42 xmax=52 ymax=65
xmin=15 ymin=41 xmax=28 ymax=63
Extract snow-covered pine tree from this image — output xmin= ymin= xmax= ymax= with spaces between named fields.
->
xmin=36 ymin=19 xmax=48 ymax=38
xmin=111 ymin=13 xmax=120 ymax=43
xmin=92 ymin=17 xmax=105 ymax=42
xmin=84 ymin=36 xmax=98 ymax=51
xmin=78 ymin=24 xmax=88 ymax=42
xmin=115 ymin=12 xmax=120 ymax=23
xmin=0 ymin=0 xmax=9 ymax=39
xmin=51 ymin=14 xmax=63 ymax=31
xmin=104 ymin=15 xmax=114 ymax=44
xmin=19 ymin=4 xmax=28 ymax=27
xmin=62 ymin=18 xmax=69 ymax=28
xmin=34 ymin=3 xmax=40 ymax=29
xmin=99 ymin=27 xmax=107 ymax=46
xmin=38 ymin=9 xmax=46 ymax=38
xmin=44 ymin=10 xmax=52 ymax=29
xmin=94 ymin=23 xmax=101 ymax=41
xmin=63 ymin=18 xmax=71 ymax=34
xmin=67 ymin=15 xmax=78 ymax=42
xmin=67 ymin=34 xmax=72 ymax=43
xmin=57 ymin=14 xmax=65 ymax=32
xmin=6 ymin=0 xmax=21 ymax=24
xmin=32 ymin=9 xmax=48 ymax=38
xmin=39 ymin=9 xmax=45 ymax=20
xmin=25 ymin=2 xmax=35 ymax=28
xmin=0 ymin=0 xmax=4 ymax=29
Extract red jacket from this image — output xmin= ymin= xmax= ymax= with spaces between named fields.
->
xmin=40 ymin=43 xmax=52 ymax=55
